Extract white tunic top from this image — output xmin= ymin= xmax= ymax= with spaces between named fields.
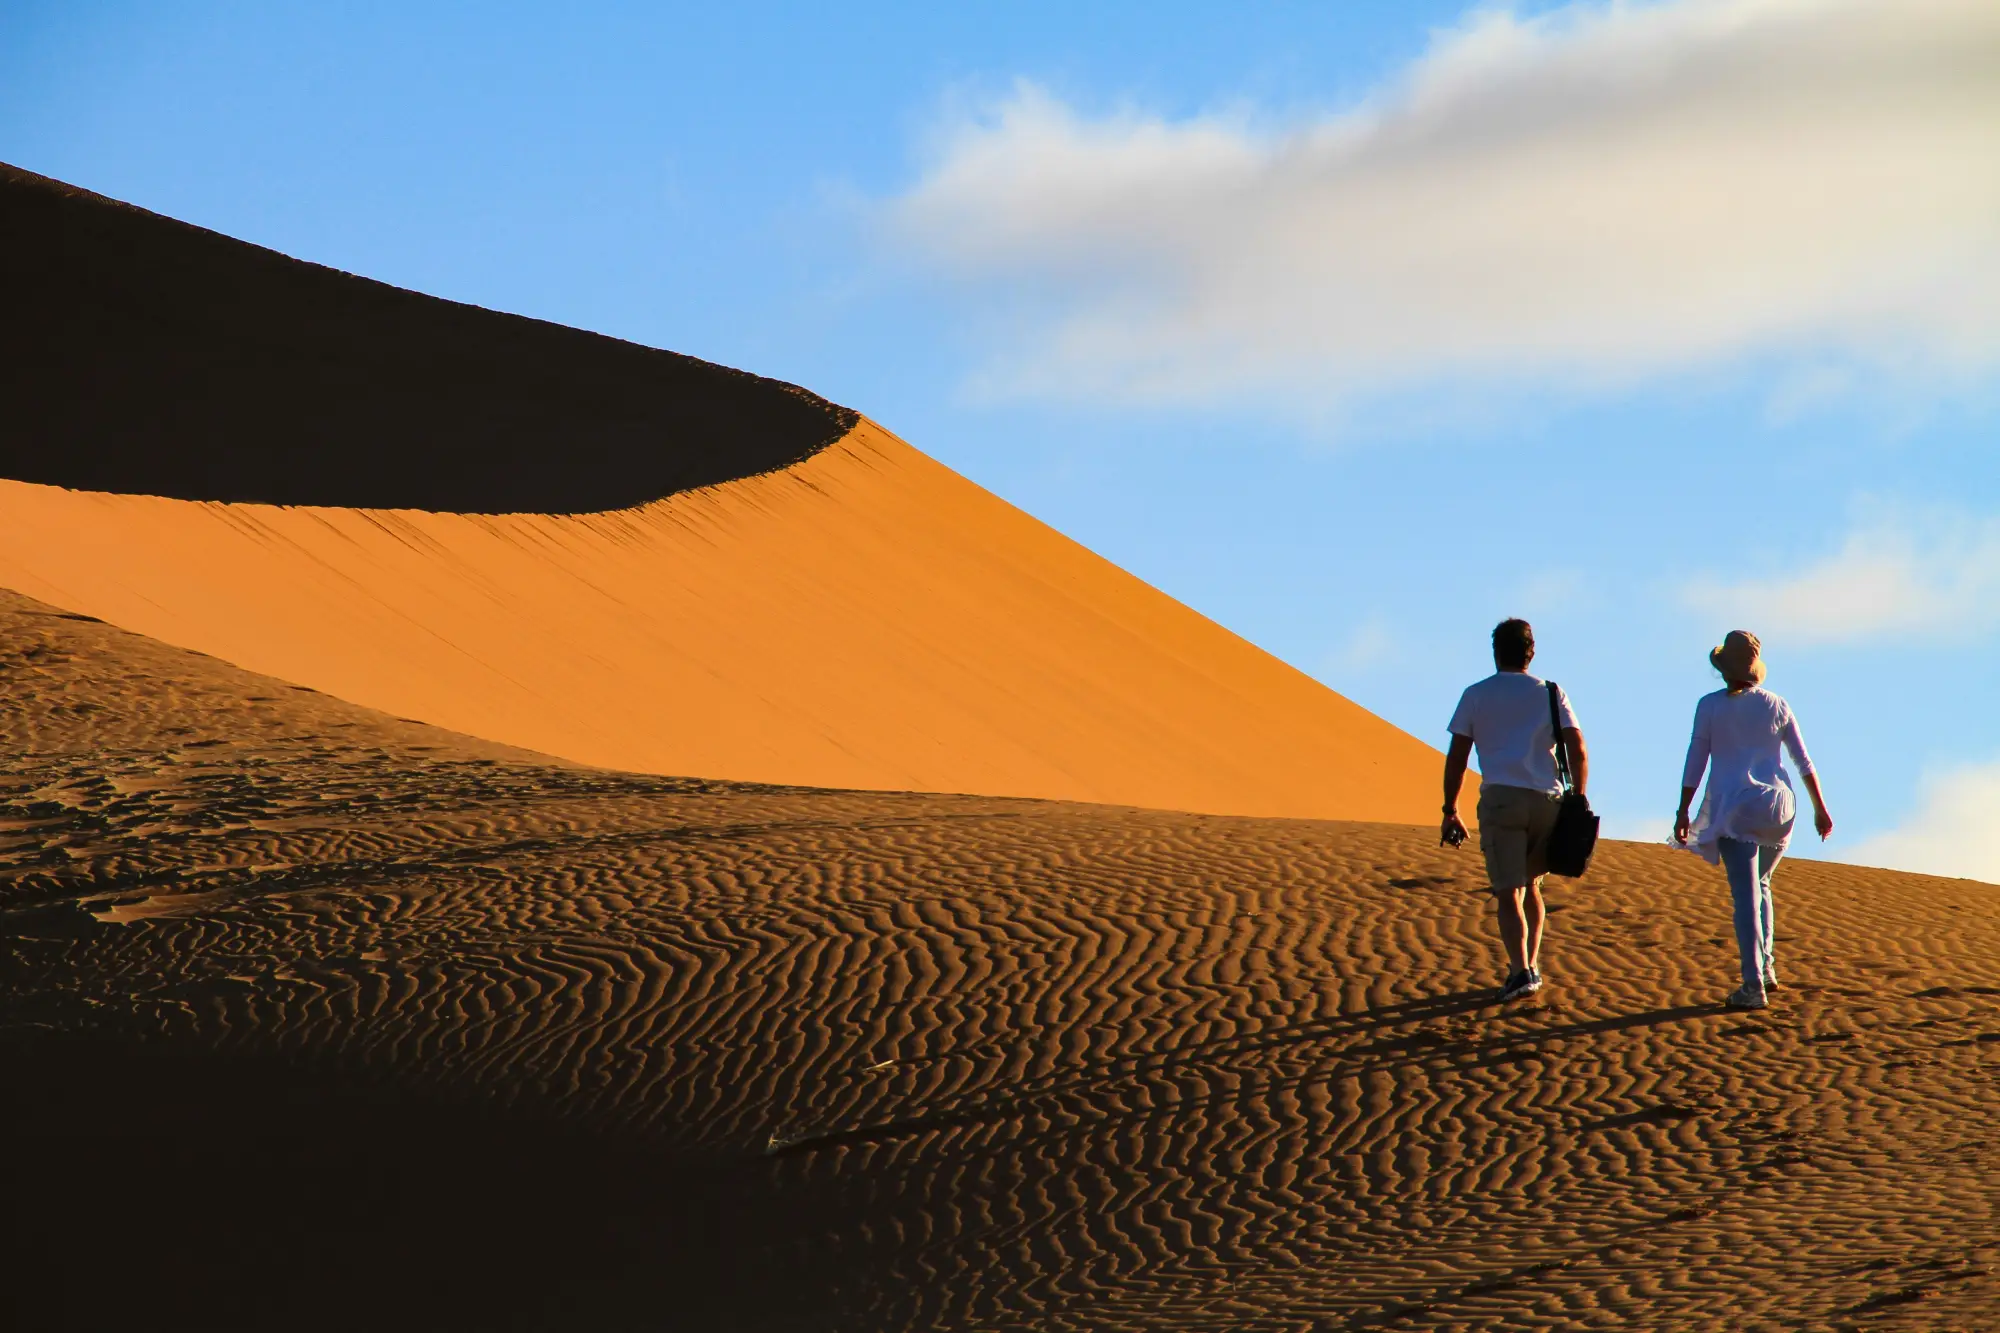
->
xmin=1679 ymin=687 xmax=1816 ymax=862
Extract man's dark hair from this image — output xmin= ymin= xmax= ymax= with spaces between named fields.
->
xmin=1493 ymin=618 xmax=1534 ymax=670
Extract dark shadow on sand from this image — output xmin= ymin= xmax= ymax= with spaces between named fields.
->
xmin=772 ymin=995 xmax=1723 ymax=1160
xmin=0 ymin=163 xmax=855 ymax=513
xmin=0 ymin=1031 xmax=824 ymax=1333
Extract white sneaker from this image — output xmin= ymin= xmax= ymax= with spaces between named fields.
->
xmin=1763 ymin=963 xmax=1781 ymax=992
xmin=1726 ymin=985 xmax=1768 ymax=1010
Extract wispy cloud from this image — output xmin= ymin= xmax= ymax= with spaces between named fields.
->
xmin=1325 ymin=616 xmax=1398 ymax=676
xmin=1843 ymin=759 xmax=2000 ymax=883
xmin=1602 ymin=812 xmax=1675 ymax=845
xmin=889 ymin=0 xmax=2000 ymax=409
xmin=1682 ymin=509 xmax=2000 ymax=643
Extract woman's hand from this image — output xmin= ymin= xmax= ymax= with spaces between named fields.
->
xmin=1673 ymin=808 xmax=1692 ymax=844
xmin=1803 ymin=773 xmax=1833 ymax=840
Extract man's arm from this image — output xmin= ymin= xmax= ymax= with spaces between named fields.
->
xmin=1563 ymin=727 xmax=1588 ymax=797
xmin=1442 ymin=734 xmax=1474 ymax=845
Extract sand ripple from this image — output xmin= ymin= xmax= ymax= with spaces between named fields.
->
xmin=3 ymin=592 xmax=1996 ymax=1330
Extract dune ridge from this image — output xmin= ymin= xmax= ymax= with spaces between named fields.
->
xmin=2 ymin=593 xmax=1995 ymax=1330
xmin=0 ymin=417 xmax=1446 ymax=820
xmin=1 ymin=162 xmax=1446 ymax=820
xmin=0 ymin=161 xmax=852 ymax=512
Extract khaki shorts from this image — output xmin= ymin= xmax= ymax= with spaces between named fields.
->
xmin=1477 ymin=783 xmax=1561 ymax=892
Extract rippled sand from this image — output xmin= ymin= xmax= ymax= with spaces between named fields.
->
xmin=3 ymin=592 xmax=1995 ymax=1331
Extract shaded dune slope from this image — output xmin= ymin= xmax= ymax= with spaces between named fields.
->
xmin=0 ymin=162 xmax=852 ymax=511
xmin=0 ymin=420 xmax=1439 ymax=818
xmin=4 ymin=596 xmax=1996 ymax=1331
xmin=0 ymin=164 xmax=1444 ymax=819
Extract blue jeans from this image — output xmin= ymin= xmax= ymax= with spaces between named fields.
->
xmin=1717 ymin=837 xmax=1782 ymax=992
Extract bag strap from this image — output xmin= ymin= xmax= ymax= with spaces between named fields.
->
xmin=1547 ymin=680 xmax=1573 ymax=794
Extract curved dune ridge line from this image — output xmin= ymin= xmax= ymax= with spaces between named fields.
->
xmin=0 ymin=162 xmax=854 ymax=511
xmin=0 ymin=417 xmax=1447 ymax=819
xmin=3 ymin=595 xmax=1997 ymax=1330
xmin=0 ymin=161 xmax=1445 ymax=819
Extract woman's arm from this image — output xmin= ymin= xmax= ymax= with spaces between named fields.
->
xmin=1779 ymin=711 xmax=1831 ymax=837
xmin=1801 ymin=770 xmax=1833 ymax=839
xmin=1675 ymin=703 xmax=1711 ymax=843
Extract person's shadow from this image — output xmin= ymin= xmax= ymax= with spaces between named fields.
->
xmin=773 ymin=989 xmax=1719 ymax=1158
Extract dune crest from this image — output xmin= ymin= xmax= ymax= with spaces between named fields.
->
xmin=0 ymin=161 xmax=852 ymax=511
xmin=0 ymin=417 xmax=1442 ymax=819
xmin=1 ymin=162 xmax=1445 ymax=818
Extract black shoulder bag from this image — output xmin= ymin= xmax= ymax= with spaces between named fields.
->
xmin=1544 ymin=681 xmax=1600 ymax=878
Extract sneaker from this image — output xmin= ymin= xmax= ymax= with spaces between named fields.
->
xmin=1499 ymin=970 xmax=1536 ymax=1002
xmin=1763 ymin=964 xmax=1781 ymax=992
xmin=1522 ymin=967 xmax=1544 ymax=995
xmin=1725 ymin=985 xmax=1768 ymax=1010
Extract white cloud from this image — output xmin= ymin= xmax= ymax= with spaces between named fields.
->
xmin=890 ymin=0 xmax=2000 ymax=408
xmin=1602 ymin=812 xmax=1676 ymax=845
xmin=1326 ymin=616 xmax=1398 ymax=675
xmin=1513 ymin=567 xmax=1592 ymax=617
xmin=1761 ymin=362 xmax=1857 ymax=426
xmin=1682 ymin=509 xmax=2000 ymax=643
xmin=1843 ymin=760 xmax=2000 ymax=883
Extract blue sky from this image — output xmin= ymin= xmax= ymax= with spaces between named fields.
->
xmin=5 ymin=1 xmax=1998 ymax=876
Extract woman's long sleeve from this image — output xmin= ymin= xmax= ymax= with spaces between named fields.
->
xmin=1779 ymin=711 xmax=1815 ymax=778
xmin=1680 ymin=704 xmax=1712 ymax=791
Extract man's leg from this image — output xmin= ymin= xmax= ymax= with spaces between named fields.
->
xmin=1494 ymin=884 xmax=1530 ymax=975
xmin=1479 ymin=787 xmax=1535 ymax=987
xmin=1521 ymin=877 xmax=1547 ymax=971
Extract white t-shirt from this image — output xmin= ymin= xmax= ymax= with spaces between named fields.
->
xmin=1447 ymin=671 xmax=1580 ymax=794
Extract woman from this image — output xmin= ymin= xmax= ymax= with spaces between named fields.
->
xmin=1673 ymin=630 xmax=1833 ymax=1010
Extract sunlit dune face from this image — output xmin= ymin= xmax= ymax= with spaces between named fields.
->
xmin=0 ymin=420 xmax=1445 ymax=821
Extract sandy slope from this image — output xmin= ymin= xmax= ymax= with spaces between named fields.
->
xmin=1 ymin=161 xmax=1447 ymax=821
xmin=0 ymin=419 xmax=1443 ymax=820
xmin=4 ymin=593 xmax=1994 ymax=1331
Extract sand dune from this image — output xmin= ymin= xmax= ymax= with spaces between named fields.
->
xmin=3 ymin=594 xmax=1995 ymax=1330
xmin=7 ymin=164 xmax=1992 ymax=1331
xmin=0 ymin=162 xmax=1443 ymax=820
xmin=0 ymin=419 xmax=1438 ymax=819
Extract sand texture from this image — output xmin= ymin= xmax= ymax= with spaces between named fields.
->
xmin=0 ymin=161 xmax=852 ymax=511
xmin=4 ymin=593 xmax=1995 ymax=1331
xmin=0 ymin=419 xmax=1444 ymax=821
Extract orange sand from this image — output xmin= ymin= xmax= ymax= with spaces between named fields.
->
xmin=11 ymin=163 xmax=1992 ymax=1333
xmin=0 ymin=418 xmax=1447 ymax=821
xmin=3 ymin=595 xmax=1995 ymax=1330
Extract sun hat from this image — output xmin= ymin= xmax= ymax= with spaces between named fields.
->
xmin=1709 ymin=629 xmax=1766 ymax=687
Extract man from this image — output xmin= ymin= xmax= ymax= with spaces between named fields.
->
xmin=1442 ymin=618 xmax=1588 ymax=1001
